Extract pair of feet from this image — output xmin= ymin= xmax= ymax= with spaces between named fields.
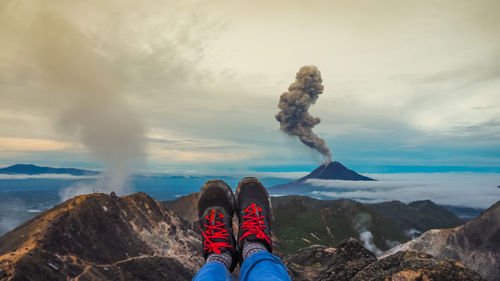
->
xmin=197 ymin=177 xmax=272 ymax=272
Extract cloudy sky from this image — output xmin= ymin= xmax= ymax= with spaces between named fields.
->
xmin=1 ymin=0 xmax=499 ymax=174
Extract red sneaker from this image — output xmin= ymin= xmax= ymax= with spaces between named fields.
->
xmin=235 ymin=177 xmax=273 ymax=259
xmin=197 ymin=180 xmax=238 ymax=272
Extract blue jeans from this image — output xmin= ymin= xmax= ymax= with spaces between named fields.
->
xmin=192 ymin=251 xmax=291 ymax=281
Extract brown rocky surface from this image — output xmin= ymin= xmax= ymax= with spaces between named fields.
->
xmin=284 ymin=238 xmax=484 ymax=281
xmin=353 ymin=250 xmax=483 ymax=281
xmin=164 ymin=192 xmax=198 ymax=231
xmin=0 ymin=192 xmax=203 ymax=281
xmin=383 ymin=200 xmax=500 ymax=281
xmin=284 ymin=238 xmax=377 ymax=280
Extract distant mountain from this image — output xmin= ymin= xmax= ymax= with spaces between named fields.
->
xmin=441 ymin=204 xmax=485 ymax=221
xmin=383 ymin=200 xmax=500 ymax=281
xmin=0 ymin=164 xmax=99 ymax=176
xmin=270 ymin=161 xmax=374 ymax=194
xmin=296 ymin=161 xmax=375 ymax=182
xmin=369 ymin=200 xmax=464 ymax=236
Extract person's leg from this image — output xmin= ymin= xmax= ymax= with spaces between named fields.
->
xmin=239 ymin=251 xmax=290 ymax=281
xmin=193 ymin=180 xmax=239 ymax=281
xmin=235 ymin=177 xmax=292 ymax=281
xmin=192 ymin=261 xmax=235 ymax=281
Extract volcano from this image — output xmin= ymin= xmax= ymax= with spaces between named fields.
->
xmin=270 ymin=161 xmax=374 ymax=194
xmin=296 ymin=161 xmax=374 ymax=182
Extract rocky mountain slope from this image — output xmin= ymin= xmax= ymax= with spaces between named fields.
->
xmin=383 ymin=200 xmax=500 ymax=281
xmin=164 ymin=193 xmax=198 ymax=230
xmin=369 ymin=200 xmax=464 ymax=236
xmin=0 ymin=192 xmax=488 ymax=280
xmin=0 ymin=192 xmax=202 ymax=281
xmin=285 ymin=238 xmax=483 ymax=281
xmin=271 ymin=196 xmax=407 ymax=255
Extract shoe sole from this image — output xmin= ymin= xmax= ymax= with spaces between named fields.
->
xmin=235 ymin=177 xmax=273 ymax=222
xmin=197 ymin=179 xmax=236 ymax=217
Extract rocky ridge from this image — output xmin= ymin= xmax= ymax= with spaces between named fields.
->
xmin=0 ymin=192 xmax=202 ymax=281
xmin=0 ymin=192 xmax=488 ymax=281
xmin=383 ymin=200 xmax=500 ymax=281
xmin=286 ymin=238 xmax=483 ymax=281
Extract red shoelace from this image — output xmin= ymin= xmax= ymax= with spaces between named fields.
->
xmin=201 ymin=209 xmax=232 ymax=254
xmin=240 ymin=203 xmax=271 ymax=244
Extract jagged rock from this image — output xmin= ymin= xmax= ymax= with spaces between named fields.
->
xmin=285 ymin=238 xmax=484 ymax=281
xmin=164 ymin=192 xmax=199 ymax=231
xmin=383 ymin=201 xmax=500 ymax=281
xmin=284 ymin=238 xmax=377 ymax=281
xmin=353 ymin=251 xmax=483 ymax=281
xmin=76 ymin=256 xmax=193 ymax=281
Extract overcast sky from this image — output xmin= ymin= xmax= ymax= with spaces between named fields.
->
xmin=0 ymin=0 xmax=499 ymax=174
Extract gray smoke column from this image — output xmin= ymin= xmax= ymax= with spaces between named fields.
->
xmin=23 ymin=10 xmax=146 ymax=200
xmin=353 ymin=213 xmax=382 ymax=256
xmin=275 ymin=66 xmax=332 ymax=161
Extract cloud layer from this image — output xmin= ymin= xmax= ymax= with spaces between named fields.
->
xmin=307 ymin=173 xmax=500 ymax=208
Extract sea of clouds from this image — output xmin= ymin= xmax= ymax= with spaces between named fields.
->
xmin=307 ymin=173 xmax=500 ymax=208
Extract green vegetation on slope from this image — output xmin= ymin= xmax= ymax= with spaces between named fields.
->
xmin=369 ymin=200 xmax=464 ymax=233
xmin=271 ymin=196 xmax=408 ymax=255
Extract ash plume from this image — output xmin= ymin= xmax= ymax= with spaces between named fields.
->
xmin=275 ymin=66 xmax=332 ymax=161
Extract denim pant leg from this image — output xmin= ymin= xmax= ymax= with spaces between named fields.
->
xmin=239 ymin=251 xmax=291 ymax=281
xmin=192 ymin=262 xmax=235 ymax=281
